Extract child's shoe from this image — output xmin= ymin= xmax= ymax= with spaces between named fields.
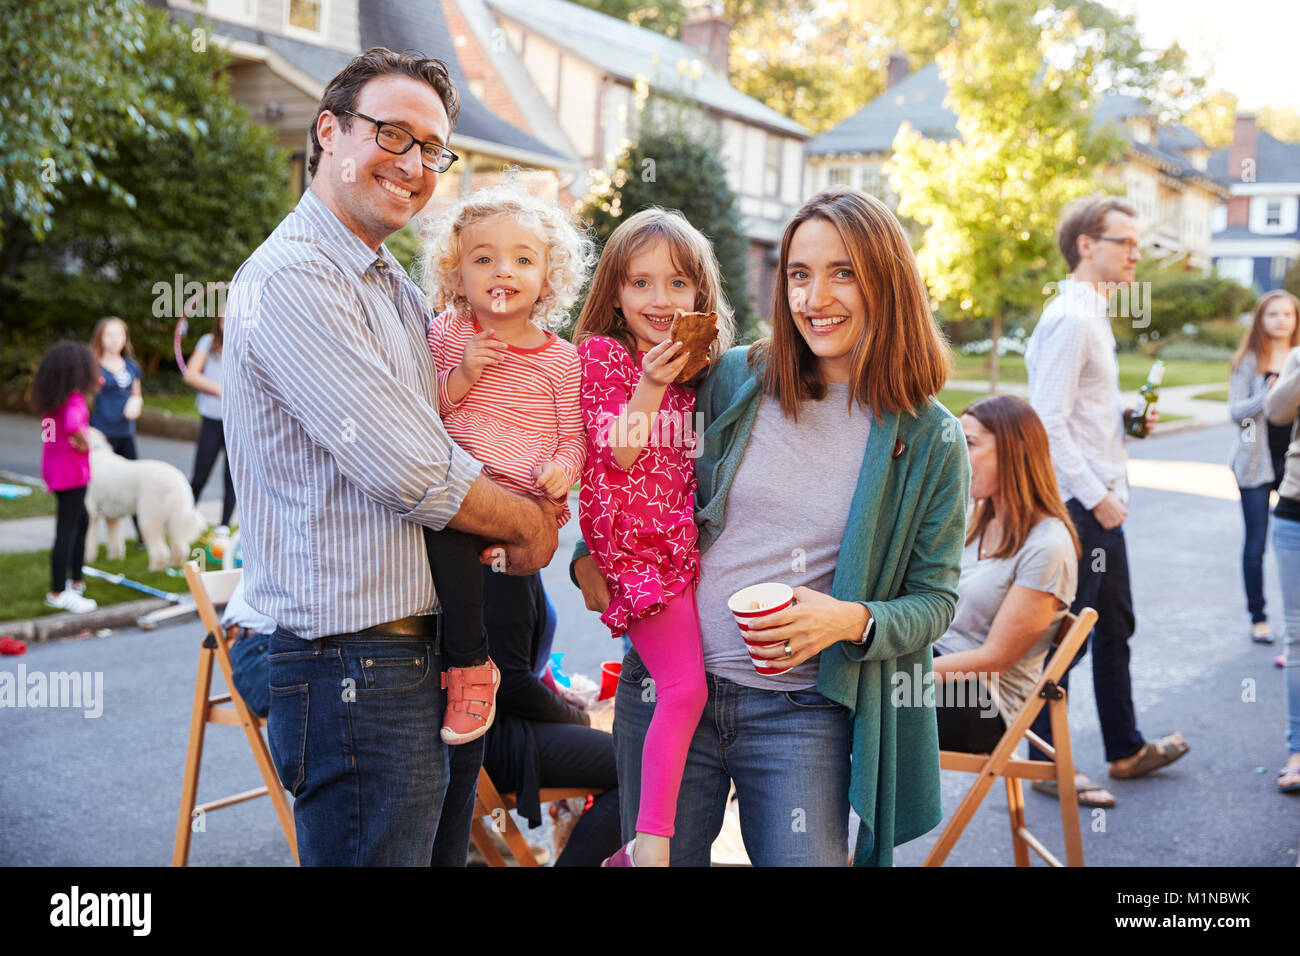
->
xmin=46 ymin=590 xmax=97 ymax=614
xmin=440 ymin=659 xmax=500 ymax=745
xmin=600 ymin=839 xmax=637 ymax=867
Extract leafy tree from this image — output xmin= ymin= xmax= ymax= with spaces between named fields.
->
xmin=1183 ymin=90 xmax=1238 ymax=150
xmin=1 ymin=8 xmax=292 ymax=376
xmin=1259 ymin=105 xmax=1300 ymax=144
xmin=1285 ymin=260 xmax=1300 ymax=302
xmin=889 ymin=0 xmax=1126 ymax=389
xmin=571 ymin=0 xmax=689 ymax=37
xmin=577 ymin=92 xmax=754 ymax=339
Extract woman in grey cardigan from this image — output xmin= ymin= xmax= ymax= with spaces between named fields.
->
xmin=1264 ymin=340 xmax=1300 ymax=792
xmin=1227 ymin=291 xmax=1300 ymax=643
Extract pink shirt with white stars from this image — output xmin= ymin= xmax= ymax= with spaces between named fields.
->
xmin=578 ymin=335 xmax=700 ymax=638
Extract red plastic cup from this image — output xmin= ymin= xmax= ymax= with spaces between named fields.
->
xmin=599 ymin=660 xmax=622 ymax=700
xmin=728 ymin=583 xmax=795 ymax=675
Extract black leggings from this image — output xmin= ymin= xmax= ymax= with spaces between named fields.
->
xmin=422 ymin=526 xmax=489 ymax=668
xmin=190 ymin=415 xmax=235 ymax=526
xmin=107 ymin=434 xmax=142 ymax=540
xmin=933 ymin=659 xmax=1007 ymax=753
xmin=52 ymin=486 xmax=89 ymax=593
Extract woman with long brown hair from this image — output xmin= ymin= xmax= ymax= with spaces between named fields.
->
xmin=573 ymin=186 xmax=968 ymax=865
xmin=929 ymin=396 xmax=1093 ymax=799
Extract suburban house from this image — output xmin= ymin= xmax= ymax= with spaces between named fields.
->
xmin=156 ymin=0 xmax=575 ymax=207
xmin=1209 ymin=114 xmax=1300 ymax=291
xmin=806 ymin=58 xmax=1229 ymax=272
xmin=445 ymin=0 xmax=811 ymax=311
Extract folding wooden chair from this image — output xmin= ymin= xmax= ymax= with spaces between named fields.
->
xmin=470 ymin=767 xmax=603 ymax=866
xmin=923 ymin=607 xmax=1098 ymax=868
xmin=172 ymin=561 xmax=298 ymax=866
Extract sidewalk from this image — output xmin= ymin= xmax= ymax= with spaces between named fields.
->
xmin=945 ymin=379 xmax=1229 ymax=433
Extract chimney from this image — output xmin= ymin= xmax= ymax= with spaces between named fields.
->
xmin=886 ymin=48 xmax=910 ymax=89
xmin=1226 ymin=113 xmax=1258 ymax=227
xmin=681 ymin=2 xmax=732 ymax=78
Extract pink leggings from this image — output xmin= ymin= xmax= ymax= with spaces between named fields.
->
xmin=624 ymin=584 xmax=708 ymax=838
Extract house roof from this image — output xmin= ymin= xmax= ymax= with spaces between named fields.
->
xmin=807 ymin=62 xmax=956 ymax=155
xmin=1208 ymin=129 xmax=1300 ymax=184
xmin=484 ymin=0 xmax=809 ymax=139
xmin=168 ymin=1 xmax=571 ymax=167
xmin=810 ymin=62 xmax=1226 ymax=197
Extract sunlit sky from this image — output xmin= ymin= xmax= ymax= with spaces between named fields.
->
xmin=1102 ymin=0 xmax=1300 ymax=110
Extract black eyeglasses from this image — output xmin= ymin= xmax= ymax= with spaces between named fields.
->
xmin=1096 ymin=236 xmax=1140 ymax=253
xmin=343 ymin=110 xmax=459 ymax=173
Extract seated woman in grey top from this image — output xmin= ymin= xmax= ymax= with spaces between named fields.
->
xmin=930 ymin=395 xmax=1080 ymax=759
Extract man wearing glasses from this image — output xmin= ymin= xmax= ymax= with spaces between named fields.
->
xmin=1024 ymin=197 xmax=1189 ymax=808
xmin=223 ymin=48 xmax=559 ymax=865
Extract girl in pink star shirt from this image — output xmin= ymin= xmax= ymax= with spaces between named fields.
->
xmin=574 ymin=208 xmax=735 ymax=866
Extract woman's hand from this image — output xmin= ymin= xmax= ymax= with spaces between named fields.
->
xmin=744 ymin=586 xmax=870 ymax=669
xmin=639 ymin=339 xmax=690 ymax=388
xmin=573 ymin=554 xmax=611 ymax=613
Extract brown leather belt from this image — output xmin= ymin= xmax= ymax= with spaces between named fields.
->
xmin=352 ymin=614 xmax=440 ymax=640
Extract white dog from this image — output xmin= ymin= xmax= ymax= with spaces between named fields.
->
xmin=85 ymin=428 xmax=208 ymax=571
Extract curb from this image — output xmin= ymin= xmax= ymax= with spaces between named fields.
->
xmin=0 ymin=597 xmax=175 ymax=644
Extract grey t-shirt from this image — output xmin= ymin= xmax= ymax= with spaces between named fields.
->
xmin=194 ymin=332 xmax=224 ymax=420
xmin=697 ymin=383 xmax=872 ymax=690
xmin=932 ymin=516 xmax=1077 ymax=720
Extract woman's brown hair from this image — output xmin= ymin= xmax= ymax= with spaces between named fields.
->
xmin=752 ymin=187 xmax=951 ymax=420
xmin=1230 ymin=289 xmax=1300 ymax=372
xmin=962 ymin=394 xmax=1081 ymax=561
xmin=89 ymin=316 xmax=136 ymax=364
xmin=573 ymin=207 xmax=735 ymax=386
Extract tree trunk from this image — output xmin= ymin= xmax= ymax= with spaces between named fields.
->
xmin=989 ymin=313 xmax=1002 ymax=395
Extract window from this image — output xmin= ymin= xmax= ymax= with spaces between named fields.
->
xmin=288 ymin=0 xmax=323 ymax=34
xmin=1217 ymin=257 xmax=1255 ymax=287
xmin=827 ymin=167 xmax=852 ymax=187
xmin=203 ymin=0 xmax=253 ymax=17
xmin=764 ymin=136 xmax=782 ymax=196
xmin=1266 ymin=200 xmax=1283 ymax=227
xmin=1273 ymin=256 xmax=1290 ymax=281
xmin=861 ymin=165 xmax=884 ymax=198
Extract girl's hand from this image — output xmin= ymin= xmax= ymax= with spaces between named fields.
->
xmin=534 ymin=461 xmax=569 ymax=500
xmin=458 ymin=329 xmax=509 ymax=384
xmin=123 ymin=395 xmax=143 ymax=420
xmin=743 ymin=586 xmax=871 ymax=669
xmin=640 ymin=340 xmax=690 ymax=388
xmin=68 ymin=430 xmax=90 ymax=453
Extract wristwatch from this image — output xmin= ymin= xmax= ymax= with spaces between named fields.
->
xmin=851 ymin=614 xmax=875 ymax=646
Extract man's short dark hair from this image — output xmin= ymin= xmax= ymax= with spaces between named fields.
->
xmin=308 ymin=47 xmax=460 ymax=178
xmin=1057 ymin=196 xmax=1137 ymax=271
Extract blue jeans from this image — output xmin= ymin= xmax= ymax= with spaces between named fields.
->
xmin=1271 ymin=516 xmax=1300 ymax=753
xmin=1240 ymin=480 xmax=1281 ymax=624
xmin=267 ymin=630 xmax=484 ymax=866
xmin=229 ymin=631 xmax=272 ymax=719
xmin=612 ymin=648 xmax=852 ymax=866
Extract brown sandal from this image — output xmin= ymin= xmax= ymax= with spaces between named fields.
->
xmin=1031 ymin=774 xmax=1116 ymax=808
xmin=1108 ymin=733 xmax=1189 ymax=779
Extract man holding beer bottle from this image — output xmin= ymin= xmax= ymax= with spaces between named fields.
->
xmin=1024 ymin=196 xmax=1189 ymax=807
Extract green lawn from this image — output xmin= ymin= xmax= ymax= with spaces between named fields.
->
xmin=936 ymin=388 xmax=987 ymax=415
xmin=143 ymin=394 xmax=200 ymax=418
xmin=0 ymin=541 xmax=192 ymax=623
xmin=1194 ymin=388 xmax=1229 ymax=402
xmin=950 ymin=352 xmax=1228 ymax=391
xmin=0 ymin=482 xmax=55 ymax=519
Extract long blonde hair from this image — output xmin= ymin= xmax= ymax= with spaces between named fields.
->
xmin=751 ymin=187 xmax=951 ymax=421
xmin=573 ymin=207 xmax=735 ymax=385
xmin=1231 ymin=290 xmax=1300 ymax=372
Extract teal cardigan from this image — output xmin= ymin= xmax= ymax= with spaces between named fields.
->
xmin=575 ymin=345 xmax=970 ymax=866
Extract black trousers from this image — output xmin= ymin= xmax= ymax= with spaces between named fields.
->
xmin=51 ymin=486 xmax=89 ymax=593
xmin=932 ymin=663 xmax=1007 ymax=753
xmin=106 ymin=434 xmax=142 ymax=540
xmin=1029 ymin=497 xmax=1145 ymax=763
xmin=422 ymin=527 xmax=488 ymax=669
xmin=190 ymin=415 xmax=235 ymax=526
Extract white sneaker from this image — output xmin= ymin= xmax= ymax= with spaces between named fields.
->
xmin=68 ymin=580 xmax=85 ymax=594
xmin=46 ymin=591 xmax=98 ymax=614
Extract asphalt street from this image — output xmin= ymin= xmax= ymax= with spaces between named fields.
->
xmin=1 ymin=421 xmax=1295 ymax=866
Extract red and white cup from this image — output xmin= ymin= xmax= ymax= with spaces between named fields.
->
xmin=728 ymin=583 xmax=795 ymax=675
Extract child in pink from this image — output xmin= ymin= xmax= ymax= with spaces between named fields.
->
xmin=33 ymin=341 xmax=101 ymax=614
xmin=420 ymin=183 xmax=592 ymax=745
xmin=574 ymin=208 xmax=735 ymax=866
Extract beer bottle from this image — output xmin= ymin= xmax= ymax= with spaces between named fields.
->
xmin=1126 ymin=359 xmax=1164 ymax=438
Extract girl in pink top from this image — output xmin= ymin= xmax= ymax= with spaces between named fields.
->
xmin=574 ymin=208 xmax=735 ymax=866
xmin=33 ymin=341 xmax=101 ymax=614
xmin=420 ymin=183 xmax=593 ymax=746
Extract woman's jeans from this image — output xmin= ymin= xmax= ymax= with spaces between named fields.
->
xmin=1271 ymin=516 xmax=1300 ymax=753
xmin=612 ymin=648 xmax=851 ymax=866
xmin=266 ymin=629 xmax=483 ymax=866
xmin=1240 ymin=479 xmax=1281 ymax=624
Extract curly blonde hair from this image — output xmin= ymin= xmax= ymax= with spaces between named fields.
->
xmin=419 ymin=182 xmax=594 ymax=332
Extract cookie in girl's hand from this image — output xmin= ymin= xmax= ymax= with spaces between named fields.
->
xmin=668 ymin=309 xmax=719 ymax=383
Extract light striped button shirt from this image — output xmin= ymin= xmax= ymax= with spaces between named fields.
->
xmin=223 ymin=189 xmax=482 ymax=640
xmin=1025 ymin=278 xmax=1129 ymax=511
